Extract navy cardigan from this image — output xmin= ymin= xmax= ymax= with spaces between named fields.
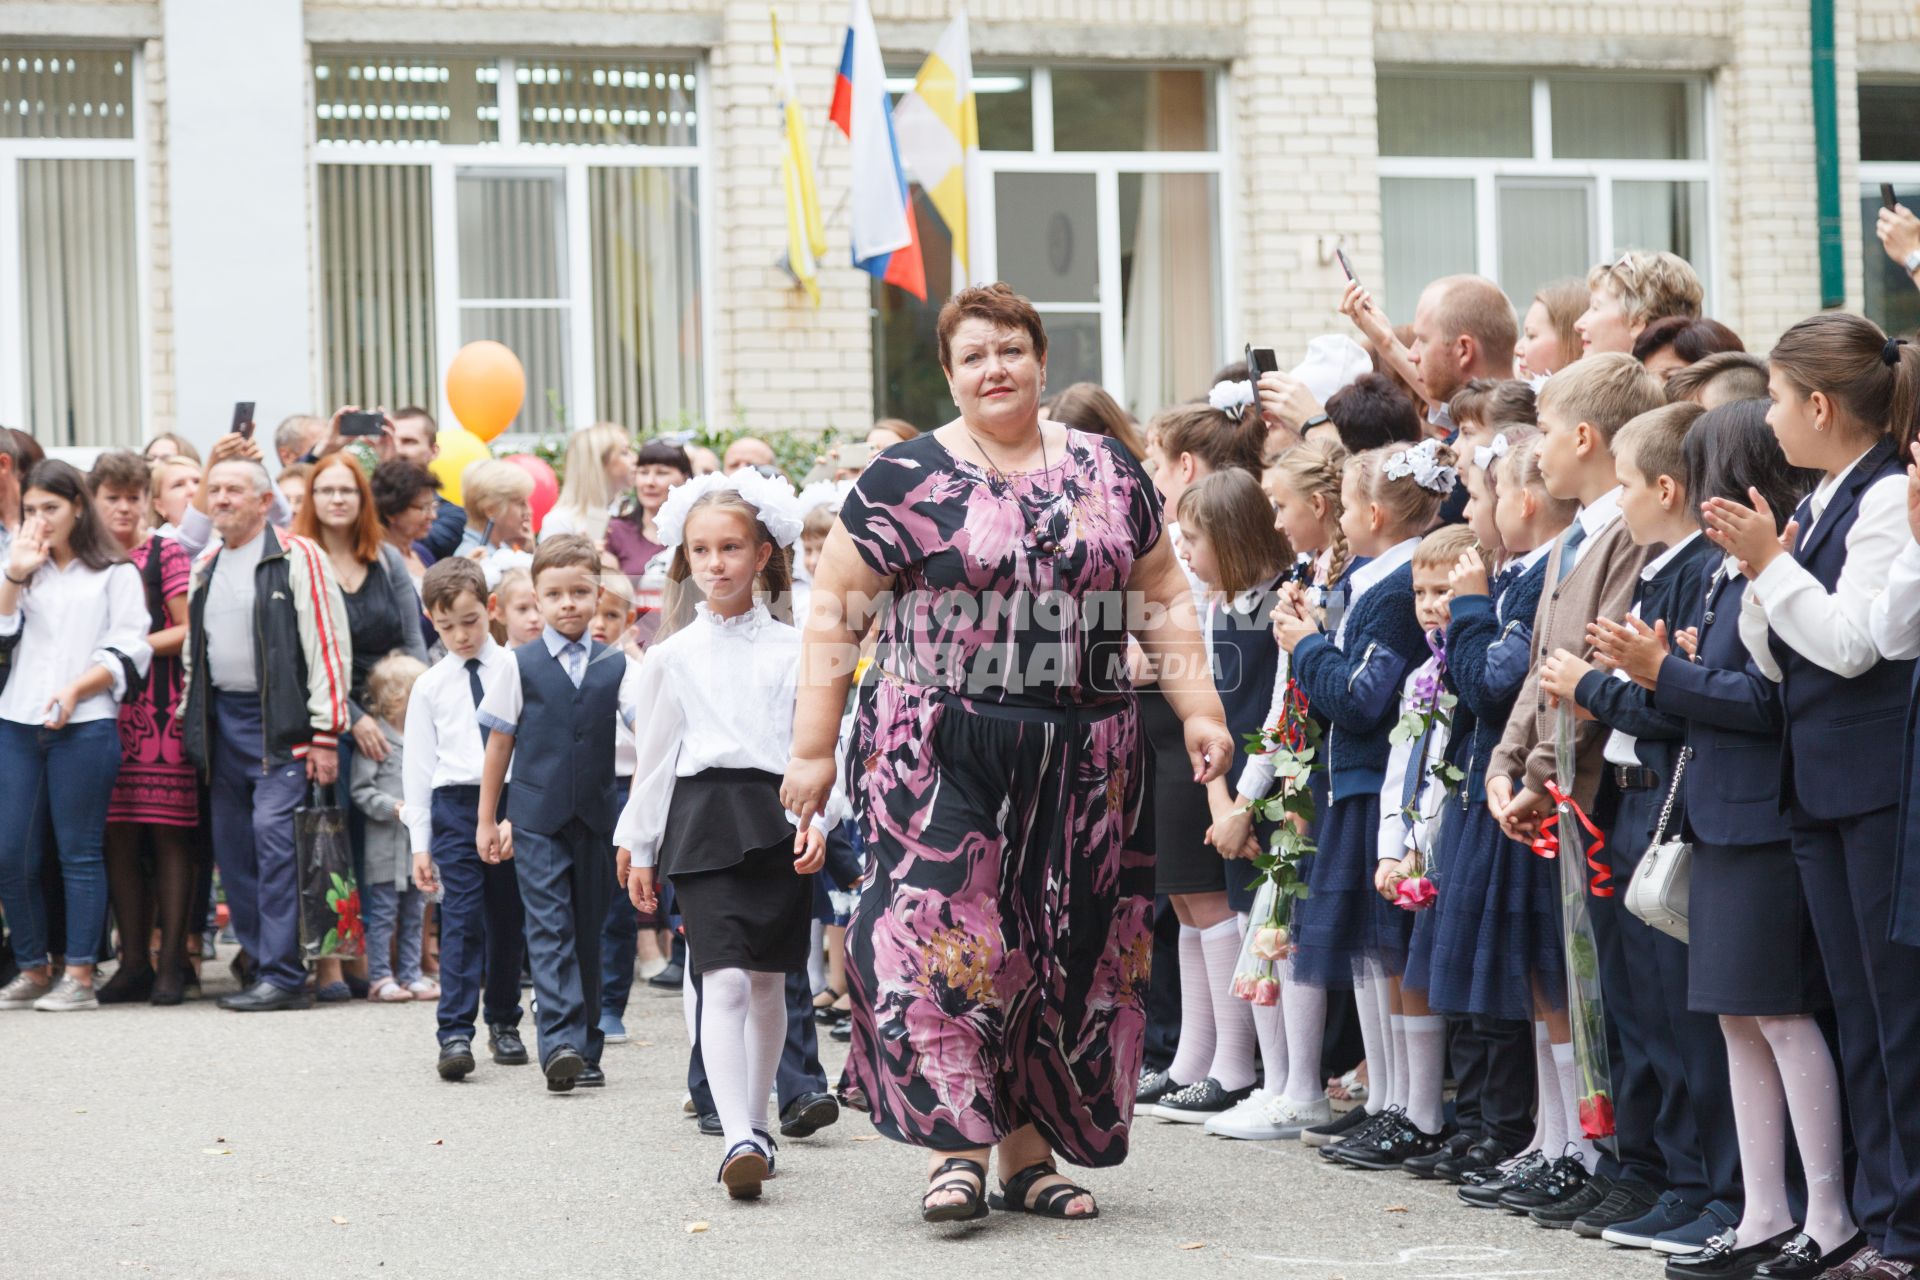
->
xmin=1447 ymin=556 xmax=1547 ymax=805
xmin=1290 ymin=562 xmax=1430 ymax=800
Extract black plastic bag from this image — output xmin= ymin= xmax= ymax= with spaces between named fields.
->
xmin=296 ymin=784 xmax=364 ymax=962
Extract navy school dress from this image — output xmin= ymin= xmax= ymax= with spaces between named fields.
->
xmin=1425 ymin=554 xmax=1564 ymax=1021
xmin=1211 ymin=573 xmax=1291 ymax=914
xmin=1287 ymin=553 xmax=1430 ymax=987
xmin=1651 ymin=567 xmax=1825 ymax=1015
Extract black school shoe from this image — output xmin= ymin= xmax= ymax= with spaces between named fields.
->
xmin=437 ymin=1038 xmax=476 ymax=1081
xmin=488 ymin=1024 xmax=529 ymax=1065
xmin=1319 ymin=1108 xmax=1396 ymax=1161
xmin=1403 ymin=1132 xmax=1476 ymax=1180
xmin=1458 ymin=1151 xmax=1549 ymax=1208
xmin=1337 ymin=1111 xmax=1448 ymax=1171
xmin=1530 ymin=1173 xmax=1613 ymax=1228
xmin=779 ymin=1091 xmax=840 ymax=1138
xmin=1664 ymin=1227 xmax=1801 ymax=1279
xmin=1752 ymin=1232 xmax=1868 ymax=1279
xmin=543 ymin=1047 xmax=585 ymax=1093
xmin=1154 ymin=1078 xmax=1255 ymax=1123
xmin=1573 ymin=1178 xmax=1660 ymax=1238
xmin=1436 ymin=1137 xmax=1516 ymax=1185
xmin=1499 ymin=1153 xmax=1589 ymax=1214
xmin=1302 ymin=1105 xmax=1374 ymax=1148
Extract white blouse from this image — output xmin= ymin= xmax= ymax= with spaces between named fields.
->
xmin=613 ymin=602 xmax=846 ymax=867
xmin=0 ymin=557 xmax=152 ymax=726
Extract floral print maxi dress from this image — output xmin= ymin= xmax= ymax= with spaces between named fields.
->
xmin=836 ymin=428 xmax=1163 ymax=1167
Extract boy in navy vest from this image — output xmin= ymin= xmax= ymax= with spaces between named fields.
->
xmin=477 ymin=535 xmax=626 ymax=1093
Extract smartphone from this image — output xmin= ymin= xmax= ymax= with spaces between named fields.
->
xmin=1244 ymin=345 xmax=1280 ymax=424
xmin=1884 ymin=183 xmax=1900 ymax=211
xmin=340 ymin=410 xmax=386 ymax=437
xmin=231 ymin=401 xmax=256 ymax=440
xmin=1335 ymin=246 xmax=1359 ymax=285
xmin=480 ymin=517 xmax=496 ymax=546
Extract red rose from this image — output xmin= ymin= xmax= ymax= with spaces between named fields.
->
xmin=335 ymin=889 xmax=363 ymax=944
xmin=1578 ymin=1091 xmax=1615 ymax=1138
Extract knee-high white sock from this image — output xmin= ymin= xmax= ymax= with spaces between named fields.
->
xmin=1387 ymin=1013 xmax=1410 ymax=1114
xmin=1167 ymin=926 xmax=1216 ymax=1086
xmin=1759 ymin=1014 xmax=1857 ymax=1252
xmin=1353 ymin=968 xmax=1389 ymax=1115
xmin=1529 ymin=1022 xmax=1556 ymax=1155
xmin=1722 ymin=1016 xmax=1794 ymax=1246
xmin=1280 ymin=966 xmax=1328 ymax=1104
xmin=701 ymin=967 xmax=757 ymax=1151
xmin=682 ymin=947 xmax=699 ymax=1046
xmin=1200 ymin=917 xmax=1257 ymax=1092
xmin=808 ymin=921 xmax=826 ymax=995
xmin=1552 ymin=1041 xmax=1597 ymax=1167
xmin=742 ymin=971 xmax=787 ymax=1141
xmin=1404 ymin=1015 xmax=1447 ymax=1135
xmin=1241 ymin=912 xmax=1289 ymax=1093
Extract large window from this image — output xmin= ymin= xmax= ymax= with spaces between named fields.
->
xmin=1860 ymin=82 xmax=1920 ymax=340
xmin=875 ymin=64 xmax=1226 ymax=429
xmin=314 ymin=52 xmax=706 ymax=437
xmin=1375 ymin=69 xmax=1711 ymax=322
xmin=0 ymin=46 xmax=144 ymax=447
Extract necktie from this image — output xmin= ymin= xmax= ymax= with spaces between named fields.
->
xmin=1493 ymin=563 xmax=1523 ymax=596
xmin=563 ymin=641 xmax=586 ymax=688
xmin=466 ymin=658 xmax=490 ymax=745
xmin=1554 ymin=520 xmax=1589 ymax=587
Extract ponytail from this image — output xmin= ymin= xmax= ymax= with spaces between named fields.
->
xmin=1770 ymin=313 xmax=1920 ymax=450
xmin=1147 ymin=402 xmax=1267 ymax=478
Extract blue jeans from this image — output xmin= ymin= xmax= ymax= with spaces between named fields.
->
xmin=364 ymin=880 xmax=425 ymax=985
xmin=0 ymin=717 xmax=121 ymax=967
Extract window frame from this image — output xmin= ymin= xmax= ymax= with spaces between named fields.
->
xmin=1373 ymin=67 xmax=1717 ymax=319
xmin=0 ymin=44 xmax=150 ymax=446
xmin=310 ymin=50 xmax=714 ymax=439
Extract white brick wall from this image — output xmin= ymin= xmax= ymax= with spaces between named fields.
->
xmin=15 ymin=0 xmax=1884 ymax=437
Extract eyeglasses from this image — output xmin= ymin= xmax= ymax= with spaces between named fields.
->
xmin=313 ymin=487 xmax=359 ymax=501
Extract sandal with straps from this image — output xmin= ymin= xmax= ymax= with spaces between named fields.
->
xmin=990 ymin=1161 xmax=1100 ymax=1220
xmin=921 ymin=1156 xmax=989 ymax=1223
xmin=717 ymin=1140 xmax=770 ymax=1200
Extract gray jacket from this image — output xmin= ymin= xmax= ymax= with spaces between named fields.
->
xmin=349 ymin=718 xmax=411 ymax=890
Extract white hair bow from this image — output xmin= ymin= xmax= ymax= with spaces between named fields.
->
xmin=655 ymin=467 xmax=806 ymax=549
xmin=1473 ymin=433 xmax=1510 ymax=472
xmin=1208 ymin=379 xmax=1255 ymax=413
xmin=1383 ymin=438 xmax=1459 ymax=495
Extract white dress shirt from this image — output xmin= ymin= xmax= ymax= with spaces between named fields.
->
xmin=402 ymin=639 xmax=515 ymax=853
xmin=613 ymin=602 xmax=846 ymax=868
xmin=203 ymin=529 xmax=266 ymax=693
xmin=476 ymin=627 xmax=593 ymax=734
xmin=1742 ymin=450 xmax=1907 ymax=680
xmin=0 ymin=556 xmax=152 ymax=725
xmin=1871 ymin=531 xmax=1920 ymax=661
xmin=1602 ymin=532 xmax=1699 ymax=767
xmin=1573 ymin=486 xmax=1624 ymax=568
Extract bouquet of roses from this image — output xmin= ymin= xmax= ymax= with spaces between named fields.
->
xmin=1231 ymin=679 xmax=1320 ymax=1005
xmin=1382 ymin=632 xmax=1464 ymax=910
xmin=1548 ymin=703 xmax=1617 ymax=1138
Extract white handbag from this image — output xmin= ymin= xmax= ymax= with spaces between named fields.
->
xmin=1624 ymin=747 xmax=1691 ymax=944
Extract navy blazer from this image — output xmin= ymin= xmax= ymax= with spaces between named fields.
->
xmin=1291 ymin=562 xmax=1430 ymax=800
xmin=1652 ymin=569 xmax=1790 ymax=847
xmin=1447 ymin=556 xmax=1547 ymax=804
xmin=1772 ymin=438 xmax=1912 ymax=822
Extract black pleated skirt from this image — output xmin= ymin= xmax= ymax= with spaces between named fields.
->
xmin=1140 ymin=685 xmax=1222 ymax=895
xmin=661 ymin=768 xmax=811 ymax=975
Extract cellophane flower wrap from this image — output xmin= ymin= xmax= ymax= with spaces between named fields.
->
xmin=1550 ymin=703 xmax=1616 ymax=1138
xmin=1231 ymin=678 xmax=1319 ymax=1005
xmin=1382 ymin=632 xmax=1464 ymax=910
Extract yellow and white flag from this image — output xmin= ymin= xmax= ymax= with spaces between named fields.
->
xmin=889 ymin=10 xmax=978 ymax=285
xmin=772 ymin=8 xmax=826 ymax=304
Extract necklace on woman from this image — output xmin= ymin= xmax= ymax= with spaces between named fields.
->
xmin=964 ymin=426 xmax=1062 ymax=556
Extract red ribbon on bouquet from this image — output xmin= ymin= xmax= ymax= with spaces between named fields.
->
xmin=1529 ymin=780 xmax=1612 ymax=897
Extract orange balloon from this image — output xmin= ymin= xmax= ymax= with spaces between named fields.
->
xmin=445 ymin=340 xmax=526 ymax=442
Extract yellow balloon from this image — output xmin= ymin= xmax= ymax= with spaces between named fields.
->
xmin=431 ymin=427 xmax=492 ymax=506
xmin=446 ymin=340 xmax=526 ymax=442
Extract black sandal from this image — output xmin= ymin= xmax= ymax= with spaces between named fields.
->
xmin=921 ymin=1156 xmax=989 ymax=1223
xmin=989 ymin=1161 xmax=1099 ymax=1219
xmin=717 ymin=1140 xmax=770 ymax=1200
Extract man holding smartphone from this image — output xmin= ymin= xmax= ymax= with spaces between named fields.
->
xmin=1879 ymin=189 xmax=1920 ymax=295
xmin=386 ymin=407 xmax=467 ymax=561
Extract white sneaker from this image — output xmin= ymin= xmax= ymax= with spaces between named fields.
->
xmin=637 ymin=956 xmax=669 ymax=981
xmin=33 ymin=975 xmax=100 ymax=1012
xmin=1204 ymin=1088 xmax=1285 ymax=1139
xmin=0 ymin=971 xmax=53 ymax=1009
xmin=1262 ymin=1094 xmax=1333 ymax=1140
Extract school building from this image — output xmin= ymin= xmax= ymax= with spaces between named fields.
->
xmin=3 ymin=0 xmax=1917 ymax=451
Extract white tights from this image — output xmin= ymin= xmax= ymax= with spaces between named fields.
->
xmin=700 ymin=967 xmax=787 ymax=1154
xmin=1720 ymin=1014 xmax=1855 ymax=1251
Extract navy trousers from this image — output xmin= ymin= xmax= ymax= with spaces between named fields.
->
xmin=513 ymin=818 xmax=614 ymax=1069
xmin=1792 ymin=807 xmax=1920 ymax=1260
xmin=1452 ymin=1015 xmax=1534 ymax=1150
xmin=1590 ymin=778 xmax=1671 ymax=1187
xmin=1609 ymin=783 xmax=1740 ymax=1207
xmin=208 ymin=691 xmax=308 ymax=992
xmin=430 ymin=786 xmax=525 ymax=1047
xmin=688 ymin=968 xmax=829 ymax=1117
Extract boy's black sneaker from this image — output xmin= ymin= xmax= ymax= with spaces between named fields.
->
xmin=1319 ymin=1108 xmax=1397 ymax=1161
xmin=1436 ymin=1137 xmax=1515 ymax=1184
xmin=1499 ymin=1154 xmax=1589 ymax=1214
xmin=1572 ymin=1178 xmax=1660 ymax=1239
xmin=1339 ymin=1114 xmax=1448 ymax=1171
xmin=1301 ymin=1104 xmax=1374 ymax=1148
xmin=1530 ymin=1173 xmax=1614 ymax=1228
xmin=1403 ymin=1132 xmax=1476 ymax=1180
xmin=1458 ymin=1151 xmax=1548 ymax=1208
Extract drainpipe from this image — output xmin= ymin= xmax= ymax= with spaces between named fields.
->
xmin=1811 ymin=0 xmax=1845 ymax=308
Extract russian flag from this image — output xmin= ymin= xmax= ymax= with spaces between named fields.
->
xmin=829 ymin=0 xmax=925 ymax=300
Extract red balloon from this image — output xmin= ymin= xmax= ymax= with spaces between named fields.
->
xmin=502 ymin=454 xmax=559 ymax=533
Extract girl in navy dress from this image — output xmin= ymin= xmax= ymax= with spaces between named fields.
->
xmin=1268 ymin=440 xmax=1453 ymax=1139
xmin=1427 ymin=430 xmax=1575 ymax=1178
xmin=1709 ymin=314 xmax=1920 ymax=1279
xmin=1595 ymin=402 xmax=1848 ymax=1278
xmin=1146 ymin=469 xmax=1293 ymax=1128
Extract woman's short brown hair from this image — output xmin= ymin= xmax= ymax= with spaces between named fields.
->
xmin=936 ymin=283 xmax=1049 ymax=373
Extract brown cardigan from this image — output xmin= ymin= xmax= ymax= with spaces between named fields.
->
xmin=1489 ymin=515 xmax=1652 ymax=812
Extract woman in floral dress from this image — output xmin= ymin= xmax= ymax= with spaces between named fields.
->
xmin=783 ymin=284 xmax=1232 ymax=1224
